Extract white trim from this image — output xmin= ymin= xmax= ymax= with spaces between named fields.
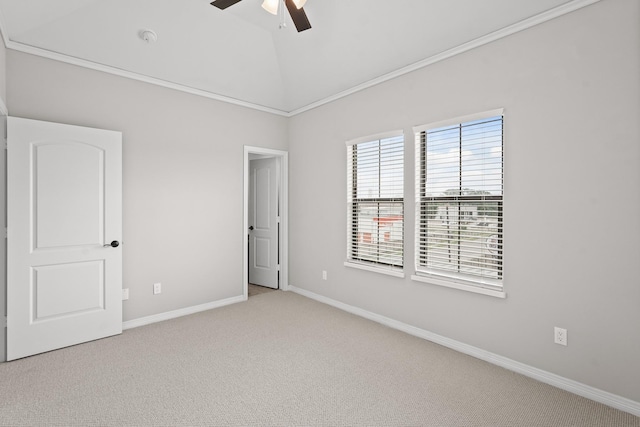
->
xmin=0 ymin=1 xmax=599 ymax=117
xmin=411 ymin=274 xmax=506 ymax=299
xmin=413 ymin=108 xmax=504 ymax=134
xmin=4 ymin=41 xmax=289 ymax=117
xmin=288 ymin=286 xmax=640 ymax=417
xmin=0 ymin=7 xmax=9 ymax=48
xmin=243 ymin=146 xmax=289 ymax=300
xmin=344 ymin=261 xmax=405 ymax=278
xmin=345 ymin=130 xmax=404 ymax=147
xmin=122 ymin=295 xmax=245 ymax=330
xmin=289 ymin=0 xmax=601 ymax=116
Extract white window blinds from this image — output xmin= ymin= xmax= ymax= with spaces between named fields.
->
xmin=415 ymin=112 xmax=503 ymax=289
xmin=347 ymin=132 xmax=404 ymax=269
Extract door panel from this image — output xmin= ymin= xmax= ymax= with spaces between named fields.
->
xmin=254 ymin=237 xmax=271 ymax=268
xmin=33 ymin=261 xmax=105 ymax=321
xmin=35 ymin=143 xmax=104 ymax=248
xmin=248 ymin=158 xmax=278 ymax=289
xmin=7 ymin=117 xmax=122 ymax=361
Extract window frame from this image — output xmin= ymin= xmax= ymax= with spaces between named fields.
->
xmin=345 ymin=130 xmax=405 ymax=278
xmin=412 ymin=109 xmax=506 ymax=298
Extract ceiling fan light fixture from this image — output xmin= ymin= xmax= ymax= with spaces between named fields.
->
xmin=261 ymin=0 xmax=279 ymax=15
xmin=292 ymin=0 xmax=307 ymax=9
xmin=212 ymin=0 xmax=311 ymax=32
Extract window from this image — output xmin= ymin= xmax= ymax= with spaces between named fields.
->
xmin=346 ymin=132 xmax=404 ymax=274
xmin=414 ymin=110 xmax=503 ymax=294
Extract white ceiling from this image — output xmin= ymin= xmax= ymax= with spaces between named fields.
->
xmin=0 ymin=0 xmax=587 ymax=114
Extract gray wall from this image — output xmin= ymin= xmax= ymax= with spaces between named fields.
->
xmin=288 ymin=0 xmax=640 ymax=402
xmin=2 ymin=0 xmax=639 ymax=406
xmin=6 ymin=51 xmax=288 ymax=323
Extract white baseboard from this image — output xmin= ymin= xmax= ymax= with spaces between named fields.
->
xmin=288 ymin=286 xmax=640 ymax=417
xmin=122 ymin=295 xmax=246 ymax=330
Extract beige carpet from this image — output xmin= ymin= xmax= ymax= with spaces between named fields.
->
xmin=248 ymin=283 xmax=277 ymax=297
xmin=0 ymin=291 xmax=638 ymax=427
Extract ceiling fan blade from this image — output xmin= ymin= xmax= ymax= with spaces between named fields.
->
xmin=285 ymin=0 xmax=312 ymax=32
xmin=210 ymin=0 xmax=243 ymax=10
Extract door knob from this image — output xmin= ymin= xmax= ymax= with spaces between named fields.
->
xmin=104 ymin=240 xmax=120 ymax=248
xmin=248 ymin=226 xmax=254 ymax=231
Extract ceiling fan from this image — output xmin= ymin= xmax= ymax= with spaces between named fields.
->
xmin=211 ymin=0 xmax=312 ymax=32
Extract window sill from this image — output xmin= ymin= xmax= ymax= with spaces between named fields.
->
xmin=411 ymin=274 xmax=506 ymax=299
xmin=344 ymin=261 xmax=405 ymax=278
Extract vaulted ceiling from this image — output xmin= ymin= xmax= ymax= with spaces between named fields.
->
xmin=0 ymin=0 xmax=589 ymax=114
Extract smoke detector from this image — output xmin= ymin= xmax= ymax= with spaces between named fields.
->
xmin=139 ymin=29 xmax=158 ymax=43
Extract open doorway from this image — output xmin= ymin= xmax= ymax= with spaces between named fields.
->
xmin=243 ymin=146 xmax=288 ymax=300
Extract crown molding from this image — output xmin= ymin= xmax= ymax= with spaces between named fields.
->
xmin=288 ymin=0 xmax=602 ymax=116
xmin=0 ymin=0 xmax=600 ymax=118
xmin=3 ymin=40 xmax=290 ymax=117
xmin=0 ymin=7 xmax=8 ymax=49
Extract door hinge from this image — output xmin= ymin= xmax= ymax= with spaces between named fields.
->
xmin=2 ymin=316 xmax=6 ymax=328
xmin=277 ymin=264 xmax=280 ymax=271
xmin=4 ymin=228 xmax=7 ymax=239
xmin=276 ymin=216 xmax=280 ymax=224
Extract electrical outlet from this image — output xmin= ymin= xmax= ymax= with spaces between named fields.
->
xmin=322 ymin=270 xmax=327 ymax=280
xmin=153 ymin=282 xmax=162 ymax=295
xmin=554 ymin=327 xmax=567 ymax=346
xmin=122 ymin=288 xmax=129 ymax=300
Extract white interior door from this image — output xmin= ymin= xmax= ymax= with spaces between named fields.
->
xmin=248 ymin=157 xmax=278 ymax=289
xmin=7 ymin=117 xmax=122 ymax=361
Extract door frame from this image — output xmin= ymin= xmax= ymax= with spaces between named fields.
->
xmin=243 ymin=146 xmax=288 ymax=299
xmin=1 ymin=104 xmax=7 ymax=362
